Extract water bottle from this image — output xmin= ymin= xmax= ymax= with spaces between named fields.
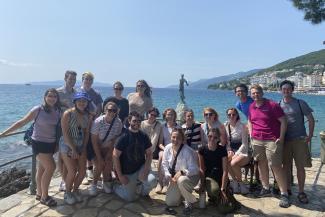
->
xmin=199 ymin=191 xmax=206 ymax=209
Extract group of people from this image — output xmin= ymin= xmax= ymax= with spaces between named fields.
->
xmin=0 ymin=71 xmax=315 ymax=215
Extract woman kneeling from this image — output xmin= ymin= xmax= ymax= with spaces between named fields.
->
xmin=89 ymin=102 xmax=122 ymax=195
xmin=198 ymin=128 xmax=240 ymax=214
xmin=162 ymin=128 xmax=200 ymax=215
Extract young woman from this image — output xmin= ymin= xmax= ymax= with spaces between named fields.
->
xmin=201 ymin=107 xmax=227 ymax=146
xmin=224 ymin=108 xmax=250 ymax=194
xmin=103 ymin=81 xmax=129 ymax=125
xmin=140 ymin=107 xmax=163 ymax=160
xmin=198 ymin=128 xmax=240 ymax=214
xmin=89 ymin=102 xmax=123 ymax=195
xmin=155 ymin=108 xmax=178 ymax=194
xmin=162 ymin=128 xmax=200 ymax=216
xmin=182 ymin=109 xmax=206 ymax=150
xmin=0 ymin=88 xmax=61 ymax=207
xmin=59 ymin=92 xmax=92 ymax=205
xmin=127 ymin=80 xmax=153 ymax=120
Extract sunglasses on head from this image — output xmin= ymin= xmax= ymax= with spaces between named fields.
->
xmin=204 ymin=113 xmax=214 ymax=117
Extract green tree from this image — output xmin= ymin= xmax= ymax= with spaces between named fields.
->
xmin=290 ymin=0 xmax=325 ymax=24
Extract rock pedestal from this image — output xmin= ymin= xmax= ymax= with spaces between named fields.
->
xmin=176 ymin=101 xmax=189 ymax=125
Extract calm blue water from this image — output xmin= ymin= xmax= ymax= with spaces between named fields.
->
xmin=1 ymin=84 xmax=324 ymax=169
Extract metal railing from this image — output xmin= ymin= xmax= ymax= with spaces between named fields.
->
xmin=0 ymin=130 xmax=37 ymax=195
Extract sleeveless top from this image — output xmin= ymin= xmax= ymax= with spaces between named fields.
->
xmin=68 ymin=111 xmax=89 ymax=150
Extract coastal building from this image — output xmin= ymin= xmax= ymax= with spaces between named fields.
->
xmin=287 ymin=72 xmax=304 ymax=89
xmin=303 ymin=73 xmax=322 ymax=88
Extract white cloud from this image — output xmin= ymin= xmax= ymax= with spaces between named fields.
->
xmin=0 ymin=59 xmax=38 ymax=67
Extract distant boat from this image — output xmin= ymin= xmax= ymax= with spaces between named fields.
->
xmin=25 ymin=83 xmax=31 ymax=86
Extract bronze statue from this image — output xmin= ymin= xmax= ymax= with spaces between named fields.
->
xmin=179 ymin=74 xmax=188 ymax=103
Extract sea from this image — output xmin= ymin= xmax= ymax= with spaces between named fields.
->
xmin=0 ymin=84 xmax=324 ymax=171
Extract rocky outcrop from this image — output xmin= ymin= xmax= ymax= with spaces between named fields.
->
xmin=0 ymin=168 xmax=31 ymax=198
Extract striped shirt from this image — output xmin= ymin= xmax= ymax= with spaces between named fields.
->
xmin=91 ymin=115 xmax=123 ymax=148
xmin=182 ymin=122 xmax=202 ymax=150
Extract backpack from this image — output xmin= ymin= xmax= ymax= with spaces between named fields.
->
xmin=24 ymin=107 xmax=41 ymax=145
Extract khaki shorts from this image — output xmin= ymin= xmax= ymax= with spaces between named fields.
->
xmin=251 ymin=139 xmax=283 ymax=167
xmin=283 ymin=138 xmax=312 ymax=168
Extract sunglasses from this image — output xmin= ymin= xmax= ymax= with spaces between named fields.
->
xmin=227 ymin=113 xmax=237 ymax=117
xmin=114 ymin=87 xmax=123 ymax=91
xmin=137 ymin=84 xmax=145 ymax=88
xmin=208 ymin=135 xmax=218 ymax=139
xmin=149 ymin=113 xmax=157 ymax=117
xmin=106 ymin=108 xmax=117 ymax=113
xmin=204 ymin=113 xmax=214 ymax=117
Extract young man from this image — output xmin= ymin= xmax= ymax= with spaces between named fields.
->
xmin=279 ymin=80 xmax=314 ymax=204
xmin=235 ymin=84 xmax=254 ymax=119
xmin=79 ymin=72 xmax=103 ymax=180
xmin=234 ymin=84 xmax=260 ymax=188
xmin=56 ymin=70 xmax=77 ymax=192
xmin=248 ymin=84 xmax=290 ymax=208
xmin=57 ymin=70 xmax=77 ymax=111
xmin=113 ymin=111 xmax=157 ymax=201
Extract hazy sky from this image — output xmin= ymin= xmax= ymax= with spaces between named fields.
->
xmin=1 ymin=0 xmax=325 ymax=87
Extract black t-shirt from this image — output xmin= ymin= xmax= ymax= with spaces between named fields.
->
xmin=198 ymin=145 xmax=227 ymax=184
xmin=115 ymin=129 xmax=152 ymax=175
xmin=103 ymin=97 xmax=129 ymax=122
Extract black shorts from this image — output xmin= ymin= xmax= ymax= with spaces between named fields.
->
xmin=31 ymin=139 xmax=56 ymax=155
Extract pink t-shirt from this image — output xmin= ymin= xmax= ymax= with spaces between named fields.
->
xmin=248 ymin=99 xmax=284 ymax=141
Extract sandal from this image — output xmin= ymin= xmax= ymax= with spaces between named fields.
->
xmin=35 ymin=195 xmax=41 ymax=201
xmin=297 ymin=192 xmax=309 ymax=204
xmin=165 ymin=207 xmax=177 ymax=215
xmin=40 ymin=196 xmax=57 ymax=207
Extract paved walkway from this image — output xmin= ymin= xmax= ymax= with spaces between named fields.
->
xmin=0 ymin=158 xmax=324 ymax=217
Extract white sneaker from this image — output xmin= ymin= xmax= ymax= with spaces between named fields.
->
xmin=86 ymin=169 xmax=94 ymax=180
xmin=59 ymin=180 xmax=66 ymax=192
xmin=89 ymin=184 xmax=98 ymax=196
xmin=73 ymin=190 xmax=83 ymax=203
xmin=239 ymin=182 xmax=249 ymax=195
xmin=231 ymin=180 xmax=240 ymax=194
xmin=64 ymin=192 xmax=76 ymax=205
xmin=103 ymin=182 xmax=112 ymax=194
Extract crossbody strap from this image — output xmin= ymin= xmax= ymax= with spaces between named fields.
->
xmin=102 ymin=116 xmax=116 ymax=143
xmin=171 ymin=143 xmax=184 ymax=173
